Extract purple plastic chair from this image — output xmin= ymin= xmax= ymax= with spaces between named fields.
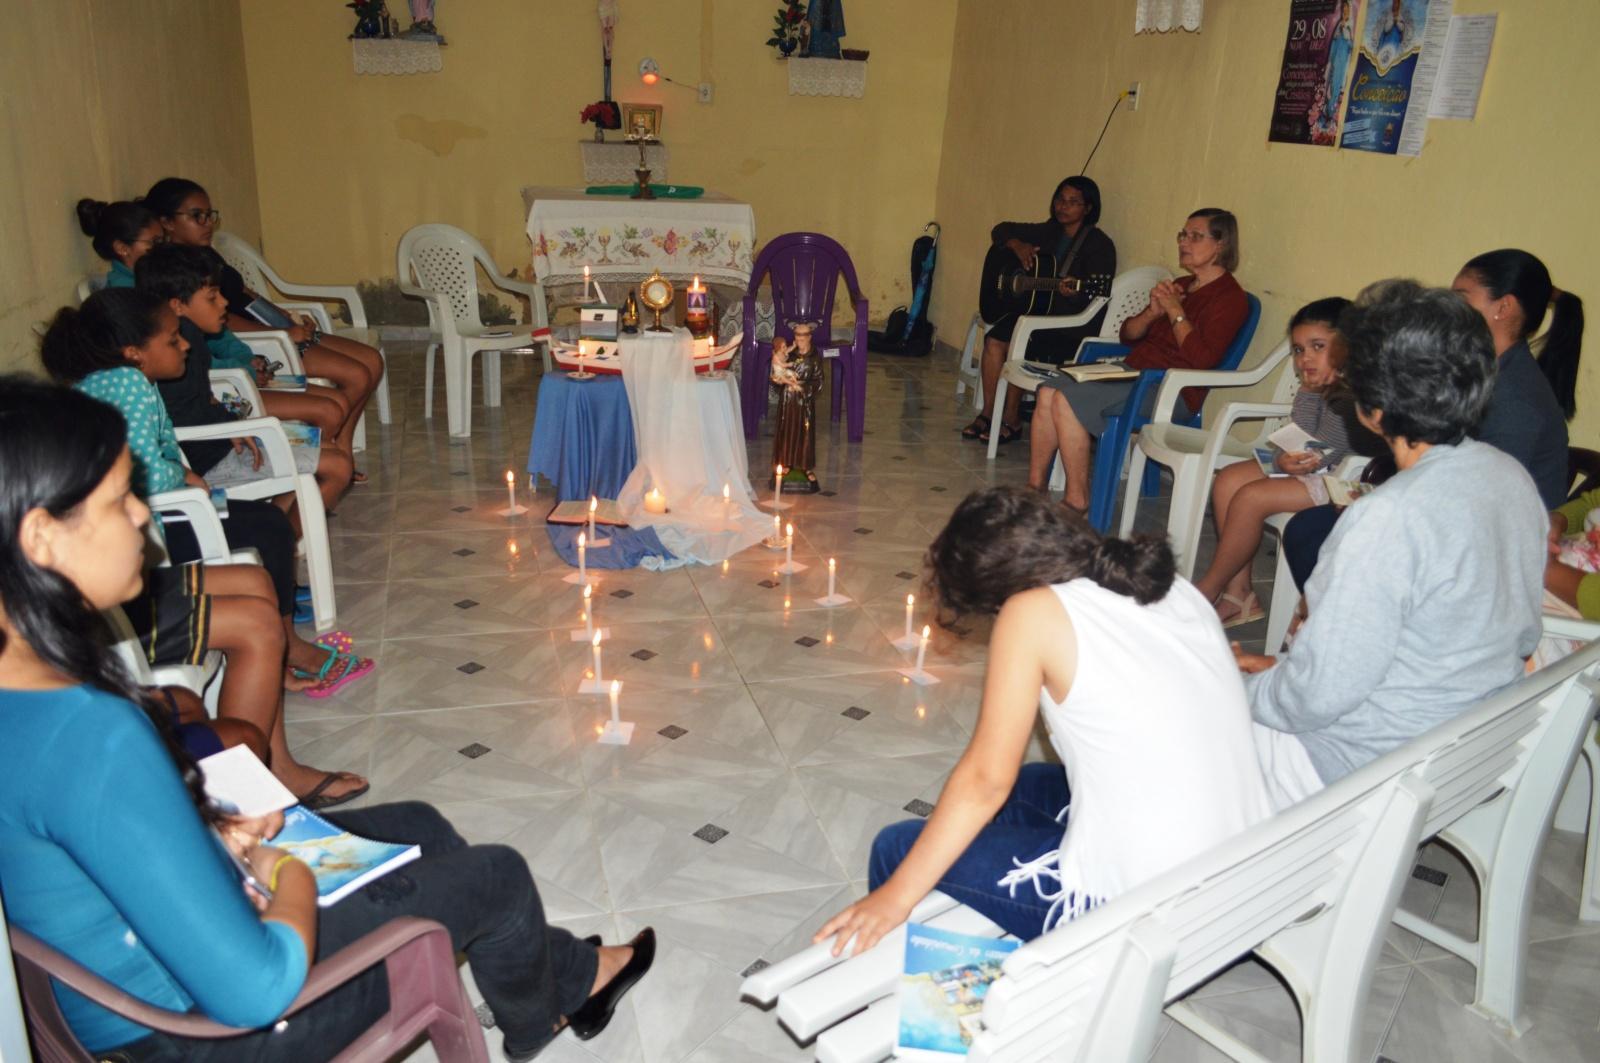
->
xmin=740 ymin=232 xmax=869 ymax=442
xmin=9 ymin=917 xmax=489 ymax=1063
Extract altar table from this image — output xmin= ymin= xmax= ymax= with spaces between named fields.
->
xmin=522 ymin=185 xmax=756 ymax=292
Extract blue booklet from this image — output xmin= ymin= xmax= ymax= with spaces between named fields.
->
xmin=273 ymin=806 xmax=421 ymax=907
xmin=260 ymin=373 xmax=309 ymax=392
xmin=896 ymin=923 xmax=1020 ymax=1059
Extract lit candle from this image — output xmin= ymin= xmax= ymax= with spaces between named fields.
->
xmin=588 ymin=495 xmax=598 ymax=541
xmin=591 ymin=631 xmax=604 ymax=683
xmin=505 ymin=470 xmax=517 ymax=511
xmin=643 ymin=487 xmax=668 ymax=514
xmin=577 ymin=531 xmax=587 ymax=586
xmin=904 ymin=593 xmax=915 ymax=642
xmin=774 ymin=464 xmax=784 ymax=507
xmin=770 ymin=513 xmax=782 ymax=547
xmin=583 ymin=264 xmax=593 ymax=302
xmin=583 ymin=582 xmax=594 ymax=641
xmin=827 ymin=557 xmax=837 ymax=599
xmin=685 ymin=274 xmax=709 ymax=338
xmin=784 ymin=522 xmax=795 ymax=569
xmin=722 ymin=482 xmax=731 ymax=511
xmin=609 ymin=679 xmax=621 ymax=726
xmin=915 ymin=624 xmax=931 ymax=674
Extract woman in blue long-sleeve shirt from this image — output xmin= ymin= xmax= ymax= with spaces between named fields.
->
xmin=0 ymin=380 xmax=653 ymax=1060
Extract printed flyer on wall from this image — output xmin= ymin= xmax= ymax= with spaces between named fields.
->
xmin=1268 ymin=0 xmax=1364 ymax=146
xmin=1338 ymin=0 xmax=1453 ymax=156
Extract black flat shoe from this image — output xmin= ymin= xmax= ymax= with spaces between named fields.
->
xmin=582 ymin=934 xmax=601 ymax=947
xmin=567 ymin=928 xmax=656 ymax=1041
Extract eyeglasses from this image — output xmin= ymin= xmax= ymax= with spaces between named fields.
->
xmin=1176 ymin=229 xmax=1214 ymax=243
xmin=177 ymin=209 xmax=220 ymax=225
xmin=131 ymin=234 xmax=167 ymax=248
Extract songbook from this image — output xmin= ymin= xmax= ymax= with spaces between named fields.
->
xmin=1059 ymin=361 xmax=1138 ymax=383
xmin=547 ymin=498 xmax=628 ymax=526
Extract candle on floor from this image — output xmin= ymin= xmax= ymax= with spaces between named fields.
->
xmin=643 ymin=487 xmax=668 ymax=514
xmin=774 ymin=464 xmax=784 ymax=507
xmin=784 ymin=523 xmax=795 ymax=568
xmin=768 ymin=512 xmax=783 ymax=548
xmin=588 ymin=495 xmax=598 ymax=541
xmin=905 ymin=594 xmax=915 ymax=642
xmin=915 ymin=624 xmax=931 ymax=674
xmin=506 ymin=470 xmax=516 ymax=510
xmin=609 ymin=679 xmax=621 ymax=726
xmin=591 ymin=631 xmax=604 ymax=683
xmin=583 ymin=583 xmax=594 ymax=641
xmin=577 ymin=531 xmax=588 ymax=586
xmin=827 ymin=557 xmax=837 ymax=599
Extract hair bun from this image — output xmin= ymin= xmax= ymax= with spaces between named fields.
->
xmin=75 ymin=198 xmax=108 ymax=237
xmin=1088 ymin=534 xmax=1176 ymax=604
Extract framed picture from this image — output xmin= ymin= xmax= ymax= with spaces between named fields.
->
xmin=620 ymin=102 xmax=663 ymax=140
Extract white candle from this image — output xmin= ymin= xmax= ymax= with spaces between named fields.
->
xmin=771 ymin=513 xmax=781 ymax=543
xmin=591 ymin=631 xmax=604 ymax=683
xmin=827 ymin=557 xmax=837 ymax=599
xmin=583 ymin=582 xmax=594 ymax=640
xmin=784 ymin=523 xmax=795 ymax=568
xmin=774 ymin=464 xmax=784 ymax=506
xmin=588 ymin=495 xmax=598 ymax=541
xmin=505 ymin=470 xmax=516 ymax=511
xmin=584 ymin=264 xmax=592 ymax=302
xmin=609 ymin=679 xmax=621 ymax=725
xmin=643 ymin=488 xmax=668 ymax=514
xmin=915 ymin=624 xmax=931 ymax=674
xmin=904 ymin=593 xmax=915 ymax=641
xmin=722 ymin=482 xmax=730 ymax=509
xmin=577 ymin=531 xmax=587 ymax=585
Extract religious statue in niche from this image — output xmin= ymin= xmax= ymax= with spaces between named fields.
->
xmin=805 ymin=0 xmax=846 ymax=59
xmin=770 ymin=321 xmax=824 ymax=493
xmin=400 ymin=0 xmax=446 ymax=43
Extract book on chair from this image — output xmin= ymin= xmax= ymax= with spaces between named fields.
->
xmin=896 ymin=923 xmax=1020 ymax=1060
xmin=1058 ymin=361 xmax=1138 ymax=383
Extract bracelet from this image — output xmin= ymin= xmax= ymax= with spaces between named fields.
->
xmin=1173 ymin=314 xmax=1187 ymax=325
xmin=267 ymin=853 xmax=299 ymax=893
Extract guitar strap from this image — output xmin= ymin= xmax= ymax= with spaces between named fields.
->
xmin=1055 ymin=223 xmax=1096 ymax=281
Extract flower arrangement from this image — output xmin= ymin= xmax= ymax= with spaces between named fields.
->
xmin=766 ymin=0 xmax=806 ymax=56
xmin=580 ymin=101 xmax=622 ymax=131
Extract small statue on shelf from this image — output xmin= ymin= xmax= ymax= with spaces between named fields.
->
xmin=770 ymin=321 xmax=824 ymax=494
xmin=400 ymin=0 xmax=446 ymax=42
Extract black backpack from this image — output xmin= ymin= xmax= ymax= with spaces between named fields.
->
xmin=869 ymin=222 xmax=939 ymax=356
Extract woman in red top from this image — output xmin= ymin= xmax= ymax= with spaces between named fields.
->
xmin=1030 ymin=209 xmax=1248 ymax=512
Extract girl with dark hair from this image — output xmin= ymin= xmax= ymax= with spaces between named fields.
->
xmin=144 ymin=177 xmax=384 ymax=477
xmin=39 ymin=290 xmax=373 ymax=805
xmin=1194 ymin=297 xmax=1377 ymax=625
xmin=75 ymin=198 xmax=163 ymax=284
xmin=1453 ymin=249 xmax=1579 ymax=505
xmin=0 ymin=377 xmax=653 ymax=1061
xmin=1030 ymin=209 xmax=1250 ymax=512
xmin=1239 ymin=285 xmax=1545 ymax=811
xmin=815 ymin=487 xmax=1271 ymax=952
xmin=965 ymin=176 xmax=1118 ymax=445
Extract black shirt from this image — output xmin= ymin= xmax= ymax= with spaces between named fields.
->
xmin=159 ymin=317 xmax=237 ymax=474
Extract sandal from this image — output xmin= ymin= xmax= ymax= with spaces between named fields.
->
xmin=981 ymin=422 xmax=1025 ymax=446
xmin=352 ymin=470 xmax=368 ymax=485
xmin=297 ymin=770 xmax=370 ymax=811
xmin=315 ymin=629 xmax=357 ymax=652
xmin=960 ymin=414 xmax=991 ymax=440
xmin=297 ymin=646 xmax=376 ymax=698
xmin=1218 ymin=592 xmax=1266 ymax=629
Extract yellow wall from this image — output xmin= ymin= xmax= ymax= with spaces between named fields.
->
xmin=932 ymin=0 xmax=1600 ymax=445
xmin=0 ymin=0 xmax=261 ymax=375
xmin=238 ymin=0 xmax=957 ymax=311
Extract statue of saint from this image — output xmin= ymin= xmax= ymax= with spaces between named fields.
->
xmin=770 ymin=322 xmax=824 ymax=493
xmin=401 ymin=0 xmax=445 ymax=42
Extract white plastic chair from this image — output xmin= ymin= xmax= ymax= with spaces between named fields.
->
xmin=212 ymin=232 xmax=392 ymax=453
xmin=1117 ymin=339 xmax=1298 ymax=575
xmin=986 ymin=265 xmax=1170 ymax=464
xmin=955 ymin=313 xmax=986 ymax=410
xmin=1258 ymin=454 xmax=1371 ymax=654
xmin=396 ymin=224 xmax=552 ymax=438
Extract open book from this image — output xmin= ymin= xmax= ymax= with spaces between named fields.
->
xmin=1059 ymin=361 xmax=1138 ymax=383
xmin=896 ymin=923 xmax=1021 ymax=1060
xmin=547 ymin=498 xmax=628 ymax=526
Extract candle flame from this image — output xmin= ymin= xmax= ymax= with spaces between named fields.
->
xmin=579 ymin=531 xmax=587 ymax=549
xmin=828 ymin=557 xmax=836 ymax=570
xmin=590 ymin=496 xmax=598 ymax=513
xmin=722 ymin=482 xmax=730 ymax=500
xmin=583 ymin=583 xmax=592 ymax=600
xmin=921 ymin=624 xmax=931 ymax=639
xmin=505 ymin=470 xmax=515 ymax=484
xmin=595 ymin=724 xmax=605 ymax=736
xmin=907 ymin=593 xmax=915 ymax=606
xmin=776 ymin=464 xmax=784 ymax=476
xmin=611 ymin=679 xmax=621 ymax=694
xmin=593 ymin=632 xmax=602 ymax=648
xmin=785 ymin=522 xmax=794 ymax=537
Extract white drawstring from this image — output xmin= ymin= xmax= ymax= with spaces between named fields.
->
xmin=996 ymin=848 xmax=1102 ymax=933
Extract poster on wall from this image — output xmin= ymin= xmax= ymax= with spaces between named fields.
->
xmin=1268 ymin=0 xmax=1364 ymax=146
xmin=1338 ymin=0 xmax=1453 ymax=156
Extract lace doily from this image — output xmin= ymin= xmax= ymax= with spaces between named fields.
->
xmin=787 ymin=58 xmax=868 ymax=98
xmin=351 ymin=39 xmax=443 ymax=75
xmin=578 ymin=141 xmax=670 ymax=184
xmin=1135 ymin=0 xmax=1203 ymax=33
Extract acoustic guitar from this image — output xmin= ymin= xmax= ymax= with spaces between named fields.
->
xmin=979 ymin=244 xmax=1113 ymax=323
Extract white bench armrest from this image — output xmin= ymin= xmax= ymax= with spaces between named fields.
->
xmin=1006 ymin=299 xmax=1109 ymax=365
xmin=148 ymin=487 xmax=230 ymax=562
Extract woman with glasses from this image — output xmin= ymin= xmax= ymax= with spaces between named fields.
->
xmin=1029 ymin=209 xmax=1248 ymax=513
xmin=143 ymin=178 xmax=384 ymax=477
xmin=963 ymin=176 xmax=1117 ymax=447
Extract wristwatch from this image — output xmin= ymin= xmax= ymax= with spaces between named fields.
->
xmin=1172 ymin=314 xmax=1187 ymax=325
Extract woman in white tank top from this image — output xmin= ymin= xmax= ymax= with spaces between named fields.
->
xmin=816 ymin=488 xmax=1274 ymax=955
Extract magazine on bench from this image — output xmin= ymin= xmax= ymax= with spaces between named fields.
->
xmin=896 ymin=922 xmax=1021 ymax=1060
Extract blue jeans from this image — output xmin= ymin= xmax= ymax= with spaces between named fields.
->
xmin=870 ymin=763 xmax=1071 ymax=940
xmin=109 ymin=803 xmax=597 ymax=1062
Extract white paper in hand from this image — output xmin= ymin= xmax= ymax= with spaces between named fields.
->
xmin=199 ymin=746 xmax=297 ymax=818
xmin=1266 ymin=422 xmax=1320 ymax=454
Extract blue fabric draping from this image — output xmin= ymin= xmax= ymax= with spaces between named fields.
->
xmin=544 ymin=522 xmax=674 ymax=569
xmin=526 ymin=373 xmax=636 ymax=501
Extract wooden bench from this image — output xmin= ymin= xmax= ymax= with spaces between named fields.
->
xmin=742 ymin=630 xmax=1600 ymax=1062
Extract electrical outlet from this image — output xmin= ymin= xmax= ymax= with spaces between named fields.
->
xmin=1127 ymin=81 xmax=1141 ymax=111
xmin=697 ymin=82 xmax=714 ymax=104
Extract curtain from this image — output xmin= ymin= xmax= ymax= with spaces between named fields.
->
xmin=1135 ymin=0 xmax=1203 ymax=33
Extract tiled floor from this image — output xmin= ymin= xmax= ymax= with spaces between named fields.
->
xmin=293 ymin=344 xmax=1600 ymax=1062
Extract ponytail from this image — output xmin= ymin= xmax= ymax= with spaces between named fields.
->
xmin=1537 ymin=290 xmax=1585 ymax=420
xmin=1087 ymin=535 xmax=1177 ymax=605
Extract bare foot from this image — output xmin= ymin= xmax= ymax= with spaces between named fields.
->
xmin=283 ymin=667 xmax=317 ymax=693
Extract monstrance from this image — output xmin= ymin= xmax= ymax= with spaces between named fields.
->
xmin=639 ymin=270 xmax=674 ymax=332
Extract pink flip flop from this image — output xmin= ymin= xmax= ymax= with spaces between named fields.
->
xmin=299 ymin=647 xmax=376 ymax=698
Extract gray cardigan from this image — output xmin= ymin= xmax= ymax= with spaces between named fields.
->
xmin=1246 ymin=440 xmax=1545 ymax=784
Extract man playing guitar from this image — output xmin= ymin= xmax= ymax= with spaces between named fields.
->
xmin=965 ymin=176 xmax=1117 ymax=446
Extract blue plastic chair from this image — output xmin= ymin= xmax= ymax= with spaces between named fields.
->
xmin=1078 ymin=293 xmax=1262 ymax=532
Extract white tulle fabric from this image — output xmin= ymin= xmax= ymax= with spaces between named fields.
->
xmin=350 ymin=39 xmax=443 ymax=75
xmin=579 ymin=141 xmax=670 ymax=184
xmin=1135 ymin=0 xmax=1203 ymax=33
xmin=787 ymin=57 xmax=868 ymax=97
xmin=614 ymin=330 xmax=770 ymax=567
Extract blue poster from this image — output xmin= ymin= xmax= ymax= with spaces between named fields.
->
xmin=1339 ymin=0 xmax=1449 ymax=156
